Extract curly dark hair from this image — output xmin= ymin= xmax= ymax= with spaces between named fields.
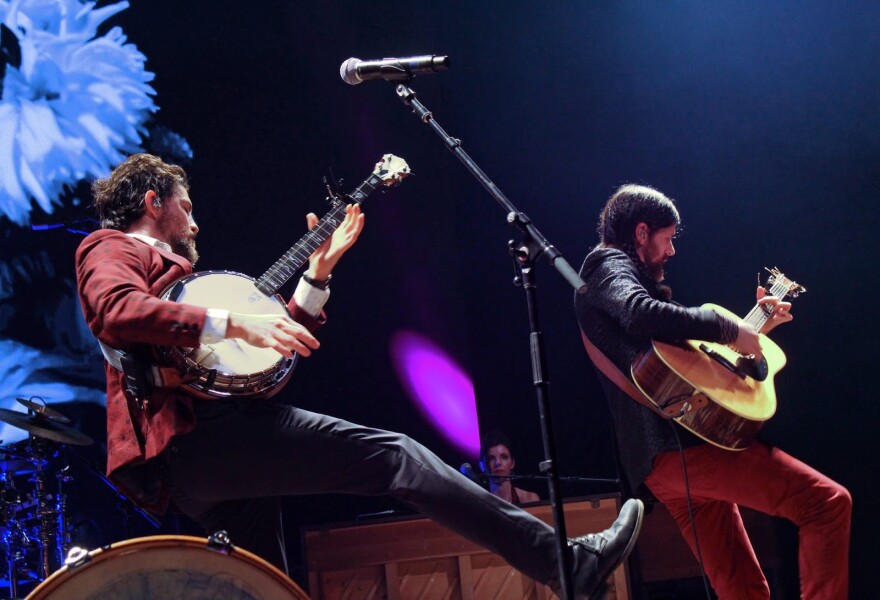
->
xmin=598 ymin=184 xmax=681 ymax=299
xmin=92 ymin=153 xmax=189 ymax=230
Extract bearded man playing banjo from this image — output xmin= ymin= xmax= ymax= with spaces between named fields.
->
xmin=75 ymin=153 xmax=643 ymax=598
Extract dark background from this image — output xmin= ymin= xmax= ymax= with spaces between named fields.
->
xmin=1 ymin=1 xmax=877 ymax=597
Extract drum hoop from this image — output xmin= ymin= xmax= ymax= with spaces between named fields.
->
xmin=27 ymin=534 xmax=309 ymax=599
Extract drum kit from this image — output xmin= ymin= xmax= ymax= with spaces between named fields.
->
xmin=0 ymin=398 xmax=92 ymax=599
xmin=0 ymin=399 xmax=310 ymax=599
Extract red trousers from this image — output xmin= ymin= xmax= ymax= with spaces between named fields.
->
xmin=645 ymin=442 xmax=851 ymax=599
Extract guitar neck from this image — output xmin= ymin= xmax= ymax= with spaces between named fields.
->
xmin=254 ymin=173 xmax=384 ymax=296
xmin=741 ymin=278 xmax=793 ymax=331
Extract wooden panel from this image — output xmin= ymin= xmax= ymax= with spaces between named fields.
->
xmin=398 ymin=558 xmax=462 ymax=599
xmin=303 ymin=497 xmax=631 ymax=600
xmin=385 ymin=563 xmax=401 ymax=600
xmin=457 ymin=556 xmax=474 ymax=600
xmin=314 ymin=564 xmax=386 ymax=600
xmin=470 ymin=553 xmax=541 ymax=599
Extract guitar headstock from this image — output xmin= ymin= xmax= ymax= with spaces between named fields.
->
xmin=765 ymin=267 xmax=806 ymax=299
xmin=374 ymin=154 xmax=411 ymax=186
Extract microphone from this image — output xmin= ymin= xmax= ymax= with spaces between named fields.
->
xmin=340 ymin=55 xmax=450 ymax=85
xmin=459 ymin=463 xmax=487 ymax=486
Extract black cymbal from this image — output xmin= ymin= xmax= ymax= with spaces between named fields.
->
xmin=16 ymin=398 xmax=72 ymax=424
xmin=0 ymin=409 xmax=93 ymax=446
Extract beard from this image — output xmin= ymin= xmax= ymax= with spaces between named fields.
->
xmin=158 ymin=212 xmax=199 ymax=265
xmin=171 ymin=235 xmax=199 ymax=266
xmin=642 ymin=255 xmax=673 ymax=300
xmin=644 ymin=256 xmax=666 ymax=282
xmin=158 ymin=212 xmax=199 ymax=266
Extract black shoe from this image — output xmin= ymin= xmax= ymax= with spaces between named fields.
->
xmin=561 ymin=498 xmax=645 ymax=599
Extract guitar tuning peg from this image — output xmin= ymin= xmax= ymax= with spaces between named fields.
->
xmin=324 ymin=169 xmax=345 ymax=203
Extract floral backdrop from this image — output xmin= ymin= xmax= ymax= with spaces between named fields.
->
xmin=0 ymin=0 xmax=189 ymax=444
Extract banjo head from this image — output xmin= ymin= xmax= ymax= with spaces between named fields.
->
xmin=158 ymin=271 xmax=297 ymax=399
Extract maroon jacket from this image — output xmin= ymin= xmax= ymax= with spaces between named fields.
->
xmin=76 ymin=229 xmax=323 ymax=511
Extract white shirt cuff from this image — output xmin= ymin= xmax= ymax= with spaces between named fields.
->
xmin=200 ymin=308 xmax=229 ymax=344
xmin=294 ymin=277 xmax=330 ymax=318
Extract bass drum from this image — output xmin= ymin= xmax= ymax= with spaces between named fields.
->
xmin=25 ymin=535 xmax=310 ymax=600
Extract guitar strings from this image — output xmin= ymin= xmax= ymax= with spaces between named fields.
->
xmin=742 ymin=280 xmax=789 ymax=329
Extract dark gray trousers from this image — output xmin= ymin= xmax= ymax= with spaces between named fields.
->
xmin=164 ymin=399 xmax=562 ymax=584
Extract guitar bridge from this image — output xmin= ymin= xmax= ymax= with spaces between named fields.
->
xmin=698 ymin=344 xmax=768 ymax=382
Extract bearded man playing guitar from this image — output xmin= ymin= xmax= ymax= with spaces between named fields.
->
xmin=576 ymin=184 xmax=851 ymax=599
xmin=76 ymin=153 xmax=645 ymax=599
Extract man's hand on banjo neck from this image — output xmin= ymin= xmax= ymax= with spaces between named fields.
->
xmin=225 ymin=204 xmax=365 ymax=358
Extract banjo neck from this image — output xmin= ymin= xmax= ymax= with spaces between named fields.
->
xmin=254 ymin=200 xmax=349 ymax=296
xmin=254 ymin=155 xmax=409 ymax=296
xmin=154 ymin=154 xmax=410 ymax=401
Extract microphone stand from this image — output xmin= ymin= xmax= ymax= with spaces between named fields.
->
xmin=393 ymin=82 xmax=587 ymax=600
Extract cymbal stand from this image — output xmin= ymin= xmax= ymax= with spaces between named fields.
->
xmin=26 ymin=437 xmax=55 ymax=581
xmin=1 ymin=470 xmax=25 ymax=600
xmin=3 ymin=517 xmax=29 ymax=599
xmin=55 ymin=466 xmax=71 ymax=568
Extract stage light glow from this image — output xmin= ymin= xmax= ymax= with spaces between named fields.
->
xmin=389 ymin=330 xmax=479 ymax=455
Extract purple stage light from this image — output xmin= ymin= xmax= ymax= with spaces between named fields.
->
xmin=389 ymin=330 xmax=480 ymax=455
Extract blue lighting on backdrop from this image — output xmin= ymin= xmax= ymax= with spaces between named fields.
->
xmin=0 ymin=0 xmax=158 ymax=226
xmin=0 ymin=0 xmax=191 ymax=437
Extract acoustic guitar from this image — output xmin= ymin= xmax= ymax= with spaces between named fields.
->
xmin=630 ymin=268 xmax=805 ymax=450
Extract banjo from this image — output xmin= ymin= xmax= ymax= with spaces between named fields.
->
xmin=154 ymin=154 xmax=410 ymax=400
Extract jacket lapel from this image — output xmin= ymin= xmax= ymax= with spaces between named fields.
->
xmin=152 ymin=244 xmax=194 ymax=274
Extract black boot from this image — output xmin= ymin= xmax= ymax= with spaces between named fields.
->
xmin=552 ymin=498 xmax=645 ymax=599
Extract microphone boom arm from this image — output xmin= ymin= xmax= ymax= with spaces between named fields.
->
xmin=394 ymin=84 xmax=586 ymax=292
